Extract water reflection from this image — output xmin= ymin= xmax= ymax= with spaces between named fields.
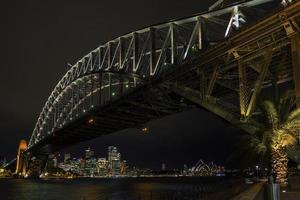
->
xmin=0 ymin=177 xmax=245 ymax=200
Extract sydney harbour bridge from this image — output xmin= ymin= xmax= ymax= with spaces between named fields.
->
xmin=15 ymin=0 xmax=300 ymax=175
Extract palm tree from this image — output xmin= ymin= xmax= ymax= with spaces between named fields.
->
xmin=240 ymin=92 xmax=300 ymax=185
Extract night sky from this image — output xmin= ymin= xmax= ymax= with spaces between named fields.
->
xmin=0 ymin=0 xmax=243 ymax=169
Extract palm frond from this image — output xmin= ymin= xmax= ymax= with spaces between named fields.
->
xmin=287 ymin=108 xmax=300 ymax=122
xmin=262 ymin=101 xmax=279 ymax=128
xmin=282 ymin=134 xmax=297 ymax=147
xmin=256 ymin=143 xmax=267 ymax=155
xmin=279 ymin=89 xmax=296 ymax=121
xmin=282 ymin=119 xmax=300 ymax=136
xmin=273 ymin=129 xmax=297 ymax=147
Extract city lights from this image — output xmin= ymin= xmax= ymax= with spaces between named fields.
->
xmin=2 ymin=1 xmax=299 ymax=200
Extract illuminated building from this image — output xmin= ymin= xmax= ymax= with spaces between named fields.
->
xmin=64 ymin=153 xmax=71 ymax=162
xmin=84 ymin=158 xmax=97 ymax=176
xmin=96 ymin=158 xmax=108 ymax=176
xmin=46 ymin=154 xmax=58 ymax=169
xmin=108 ymin=146 xmax=121 ymax=175
xmin=85 ymin=147 xmax=94 ymax=159
xmin=162 ymin=163 xmax=166 ymax=171
xmin=120 ymin=160 xmax=128 ymax=175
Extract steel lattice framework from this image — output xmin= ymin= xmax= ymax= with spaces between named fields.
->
xmin=28 ymin=0 xmax=300 ymax=156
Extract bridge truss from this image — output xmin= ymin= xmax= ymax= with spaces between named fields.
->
xmin=28 ymin=0 xmax=300 ymax=154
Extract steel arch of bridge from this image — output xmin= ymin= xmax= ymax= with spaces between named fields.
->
xmin=29 ymin=0 xmax=286 ymax=148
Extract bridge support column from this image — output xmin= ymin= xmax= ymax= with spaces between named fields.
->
xmin=15 ymin=140 xmax=28 ymax=177
xmin=245 ymin=48 xmax=273 ymax=117
xmin=238 ymin=59 xmax=248 ymax=119
xmin=291 ymin=33 xmax=300 ymax=107
xmin=206 ymin=65 xmax=218 ymax=100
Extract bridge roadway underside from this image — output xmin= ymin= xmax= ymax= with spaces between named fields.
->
xmin=29 ymin=83 xmax=192 ymax=154
xmin=28 ymin=1 xmax=300 ymax=157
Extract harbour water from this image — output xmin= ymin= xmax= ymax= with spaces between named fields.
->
xmin=0 ymin=177 xmax=246 ymax=200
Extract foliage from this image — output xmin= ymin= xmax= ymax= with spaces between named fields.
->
xmin=233 ymin=90 xmax=300 ymax=185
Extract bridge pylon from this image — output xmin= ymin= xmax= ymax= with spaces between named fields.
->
xmin=15 ymin=140 xmax=28 ymax=177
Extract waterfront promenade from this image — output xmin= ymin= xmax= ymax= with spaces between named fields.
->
xmin=231 ymin=177 xmax=300 ymax=200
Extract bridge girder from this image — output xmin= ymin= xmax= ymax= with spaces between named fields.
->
xmin=28 ymin=0 xmax=299 ymax=154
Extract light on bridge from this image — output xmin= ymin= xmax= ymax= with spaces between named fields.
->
xmin=88 ymin=118 xmax=95 ymax=125
xmin=141 ymin=127 xmax=149 ymax=133
xmin=282 ymin=0 xmax=293 ymax=6
xmin=225 ymin=6 xmax=246 ymax=37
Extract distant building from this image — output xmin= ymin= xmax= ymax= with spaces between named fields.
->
xmin=120 ymin=160 xmax=128 ymax=175
xmin=85 ymin=147 xmax=94 ymax=159
xmin=64 ymin=153 xmax=71 ymax=163
xmin=108 ymin=146 xmax=121 ymax=175
xmin=58 ymin=145 xmax=131 ymax=177
xmin=85 ymin=158 xmax=97 ymax=176
xmin=79 ymin=158 xmax=86 ymax=170
xmin=0 ymin=157 xmax=6 ymax=166
xmin=183 ymin=164 xmax=188 ymax=175
xmin=96 ymin=158 xmax=108 ymax=176
xmin=162 ymin=163 xmax=166 ymax=171
xmin=46 ymin=154 xmax=58 ymax=170
xmin=58 ymin=158 xmax=81 ymax=174
xmin=53 ymin=157 xmax=58 ymax=168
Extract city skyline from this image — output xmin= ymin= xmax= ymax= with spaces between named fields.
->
xmin=1 ymin=0 xmax=241 ymax=169
xmin=48 ymin=145 xmax=225 ymax=178
xmin=0 ymin=1 xmax=299 ymax=199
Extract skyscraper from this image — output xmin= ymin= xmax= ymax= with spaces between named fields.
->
xmin=162 ymin=163 xmax=166 ymax=171
xmin=64 ymin=153 xmax=71 ymax=163
xmin=120 ymin=160 xmax=128 ymax=175
xmin=96 ymin=158 xmax=108 ymax=176
xmin=85 ymin=147 xmax=94 ymax=159
xmin=108 ymin=146 xmax=121 ymax=175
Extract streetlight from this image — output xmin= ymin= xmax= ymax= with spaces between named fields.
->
xmin=255 ymin=165 xmax=259 ymax=179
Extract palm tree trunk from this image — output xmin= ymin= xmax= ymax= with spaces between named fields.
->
xmin=272 ymin=146 xmax=288 ymax=186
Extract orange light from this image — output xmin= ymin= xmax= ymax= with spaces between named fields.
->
xmin=142 ymin=127 xmax=148 ymax=133
xmin=88 ymin=118 xmax=95 ymax=124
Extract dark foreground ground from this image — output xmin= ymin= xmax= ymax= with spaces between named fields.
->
xmin=281 ymin=176 xmax=300 ymax=200
xmin=0 ymin=177 xmax=248 ymax=200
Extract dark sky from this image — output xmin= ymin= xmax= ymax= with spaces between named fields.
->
xmin=0 ymin=0 xmax=243 ymax=169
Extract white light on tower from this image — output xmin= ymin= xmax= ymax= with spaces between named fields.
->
xmin=281 ymin=0 xmax=293 ymax=7
xmin=225 ymin=6 xmax=246 ymax=38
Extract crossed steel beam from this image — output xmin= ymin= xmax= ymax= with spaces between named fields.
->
xmin=29 ymin=0 xmax=290 ymax=150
